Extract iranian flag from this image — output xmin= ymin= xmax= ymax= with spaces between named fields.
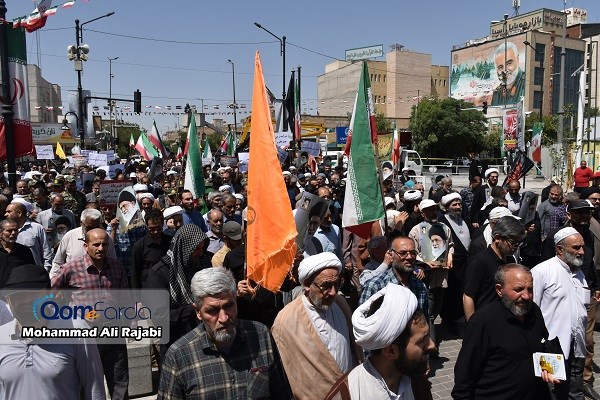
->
xmin=392 ymin=128 xmax=400 ymax=167
xmin=134 ymin=131 xmax=159 ymax=161
xmin=62 ymin=1 xmax=75 ymax=8
xmin=183 ymin=113 xmax=205 ymax=198
xmin=148 ymin=120 xmax=169 ymax=157
xmin=176 ymin=145 xmax=183 ymax=160
xmin=0 ymin=26 xmax=34 ymax=160
xmin=342 ymin=61 xmax=384 ymax=239
xmin=202 ymin=137 xmax=212 ymax=166
xmin=128 ymin=132 xmax=135 ymax=148
xmin=227 ymin=131 xmax=235 ymax=156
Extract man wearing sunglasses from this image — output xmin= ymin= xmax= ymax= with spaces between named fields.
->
xmin=463 ymin=216 xmax=525 ymax=321
xmin=359 ymin=236 xmax=429 ymax=317
xmin=272 ymin=252 xmax=362 ymax=400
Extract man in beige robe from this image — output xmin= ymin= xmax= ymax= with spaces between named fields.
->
xmin=272 ymin=252 xmax=363 ymax=399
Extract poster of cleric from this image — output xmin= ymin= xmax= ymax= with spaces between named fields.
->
xmin=450 ymin=33 xmax=527 ymax=108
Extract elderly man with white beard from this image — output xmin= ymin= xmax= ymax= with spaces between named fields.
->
xmin=532 ymin=227 xmax=600 ymax=400
xmin=439 ymin=192 xmax=471 ymax=327
xmin=325 ymin=283 xmax=436 ymax=399
xmin=272 ymin=252 xmax=362 ymax=400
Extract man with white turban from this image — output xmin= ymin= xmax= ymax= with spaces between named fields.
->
xmin=272 ymin=252 xmax=362 ymax=400
xmin=470 ymin=168 xmax=500 ymax=225
xmin=325 ymin=283 xmax=435 ymax=399
xmin=532 ymin=227 xmax=600 ymax=399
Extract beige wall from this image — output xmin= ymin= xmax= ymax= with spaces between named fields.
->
xmin=28 ymin=64 xmax=62 ymax=123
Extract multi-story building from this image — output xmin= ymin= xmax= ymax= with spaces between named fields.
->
xmin=317 ymin=46 xmax=449 ymax=130
xmin=27 ymin=64 xmax=62 ymax=123
xmin=450 ymin=8 xmax=586 ymax=121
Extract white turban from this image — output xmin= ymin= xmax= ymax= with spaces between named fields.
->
xmin=484 ymin=168 xmax=499 ymax=178
xmin=403 ymin=190 xmax=422 ymax=202
xmin=554 ymin=227 xmax=579 ymax=245
xmin=163 ymin=206 xmax=184 ymax=219
xmin=11 ymin=198 xmax=32 ymax=214
xmin=353 ymin=283 xmax=418 ymax=351
xmin=138 ymin=193 xmax=155 ymax=202
xmin=133 ymin=183 xmax=148 ymax=192
xmin=233 ymin=193 xmax=244 ymax=201
xmin=441 ymin=192 xmax=461 ymax=207
xmin=298 ymin=252 xmax=342 ymax=285
xmin=219 ymin=185 xmax=232 ymax=193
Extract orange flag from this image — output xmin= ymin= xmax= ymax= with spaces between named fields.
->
xmin=246 ymin=51 xmax=297 ymax=293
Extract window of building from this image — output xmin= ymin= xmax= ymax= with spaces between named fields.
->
xmin=533 ymin=91 xmax=542 ymax=111
xmin=383 ymin=75 xmax=386 ymax=83
xmin=383 ymin=96 xmax=386 ymax=103
xmin=443 ymin=79 xmax=446 ymax=86
xmin=370 ymin=74 xmax=374 ymax=82
xmin=535 ymin=43 xmax=546 ymax=62
xmin=534 ymin=67 xmax=543 ymax=86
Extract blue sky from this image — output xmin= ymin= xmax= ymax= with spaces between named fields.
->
xmin=9 ymin=0 xmax=600 ymax=134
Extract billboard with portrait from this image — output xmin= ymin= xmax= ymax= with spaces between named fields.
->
xmin=450 ymin=33 xmax=527 ymax=107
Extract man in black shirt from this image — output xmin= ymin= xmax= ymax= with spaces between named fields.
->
xmin=453 ymin=264 xmax=558 ymax=399
xmin=0 ymin=218 xmax=35 ymax=287
xmin=131 ymin=208 xmax=172 ymax=289
xmin=463 ymin=216 xmax=525 ymax=321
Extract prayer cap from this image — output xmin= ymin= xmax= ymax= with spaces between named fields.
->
xmin=554 ymin=227 xmax=580 ymax=245
xmin=484 ymin=168 xmax=499 ymax=178
xmin=163 ymin=206 xmax=184 ymax=219
xmin=11 ymin=198 xmax=32 ymax=213
xmin=404 ymin=190 xmax=422 ymax=202
xmin=133 ymin=183 xmax=148 ymax=192
xmin=441 ymin=192 xmax=461 ymax=207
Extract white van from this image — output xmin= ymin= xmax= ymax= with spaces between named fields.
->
xmin=401 ymin=149 xmax=423 ymax=176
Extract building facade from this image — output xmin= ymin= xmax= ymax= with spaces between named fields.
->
xmin=451 ymin=8 xmax=586 ymax=121
xmin=317 ymin=47 xmax=449 ymax=130
xmin=27 ymin=64 xmax=62 ymax=123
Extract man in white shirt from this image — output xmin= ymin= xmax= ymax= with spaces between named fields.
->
xmin=50 ymin=208 xmax=117 ymax=278
xmin=325 ymin=283 xmax=435 ymax=399
xmin=532 ymin=227 xmax=600 ymax=400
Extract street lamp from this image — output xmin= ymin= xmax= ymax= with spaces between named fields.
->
xmin=108 ymin=56 xmax=118 ymax=144
xmin=227 ymin=60 xmax=238 ymax=136
xmin=60 ymin=111 xmax=79 ymax=131
xmin=69 ymin=12 xmax=115 ymax=149
xmin=523 ymin=41 xmax=545 ymax=124
xmin=254 ymin=22 xmax=287 ymax=131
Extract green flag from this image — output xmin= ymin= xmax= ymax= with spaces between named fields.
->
xmin=183 ymin=112 xmax=205 ymax=198
xmin=341 ymin=61 xmax=384 ymax=239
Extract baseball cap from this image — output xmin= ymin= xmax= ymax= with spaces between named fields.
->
xmin=223 ymin=221 xmax=242 ymax=240
xmin=568 ymin=199 xmax=595 ymax=212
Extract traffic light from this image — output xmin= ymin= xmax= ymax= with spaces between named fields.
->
xmin=134 ymin=90 xmax=141 ymax=113
xmin=482 ymin=101 xmax=488 ymax=114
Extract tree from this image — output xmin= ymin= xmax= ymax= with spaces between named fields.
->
xmin=408 ymin=98 xmax=488 ymax=157
xmin=375 ymin=112 xmax=392 ymax=134
xmin=114 ymin=121 xmax=141 ymax=159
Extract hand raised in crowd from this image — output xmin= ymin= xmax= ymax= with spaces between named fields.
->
xmin=237 ymin=279 xmax=252 ymax=298
xmin=413 ymin=268 xmax=425 ymax=280
xmin=383 ymin=250 xmax=394 ymax=266
xmin=394 ymin=211 xmax=409 ymax=230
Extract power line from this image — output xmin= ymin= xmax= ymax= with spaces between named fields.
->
xmin=86 ymin=29 xmax=278 ymax=46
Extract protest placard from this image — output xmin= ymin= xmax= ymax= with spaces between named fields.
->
xmin=275 ymin=131 xmax=293 ymax=149
xmin=88 ymin=153 xmax=109 ymax=167
xmin=238 ymin=152 xmax=249 ymax=173
xmin=35 ymin=145 xmax=54 ymax=160
xmin=301 ymin=141 xmax=321 ymax=156
xmin=99 ymin=180 xmax=132 ymax=206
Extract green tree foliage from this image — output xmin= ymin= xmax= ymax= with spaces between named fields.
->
xmin=115 ymin=122 xmax=141 ymax=159
xmin=408 ymin=98 xmax=488 ymax=157
xmin=375 ymin=112 xmax=392 ymax=134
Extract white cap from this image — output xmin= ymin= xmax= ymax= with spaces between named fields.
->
xmin=166 ymin=170 xmax=177 ymax=176
xmin=404 ymin=190 xmax=422 ymax=201
xmin=297 ymin=252 xmax=342 ymax=285
xmin=488 ymin=207 xmax=520 ymax=221
xmin=441 ymin=192 xmax=461 ymax=207
xmin=554 ymin=227 xmax=580 ymax=245
xmin=219 ymin=185 xmax=232 ymax=193
xmin=384 ymin=197 xmax=395 ymax=207
xmin=129 ymin=172 xmax=137 ymax=178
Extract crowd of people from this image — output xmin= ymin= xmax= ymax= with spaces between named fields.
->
xmin=1 ymin=155 xmax=600 ymax=400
